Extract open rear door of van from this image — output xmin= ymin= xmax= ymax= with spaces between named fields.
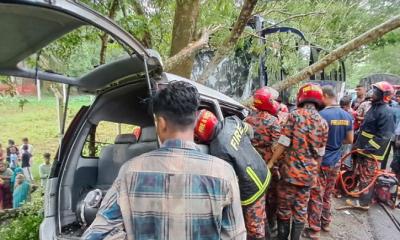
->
xmin=0 ymin=0 xmax=162 ymax=91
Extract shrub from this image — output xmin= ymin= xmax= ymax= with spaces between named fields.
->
xmin=0 ymin=190 xmax=44 ymax=240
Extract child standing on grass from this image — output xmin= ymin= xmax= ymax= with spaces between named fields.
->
xmin=39 ymin=153 xmax=52 ymax=188
xmin=6 ymin=139 xmax=18 ymax=165
xmin=19 ymin=137 xmax=33 ymax=155
xmin=9 ymin=146 xmax=18 ymax=171
xmin=21 ymin=145 xmax=33 ymax=182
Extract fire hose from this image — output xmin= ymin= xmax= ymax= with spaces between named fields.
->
xmin=338 ymin=149 xmax=381 ymax=197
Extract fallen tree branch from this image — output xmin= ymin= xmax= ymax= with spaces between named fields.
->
xmin=196 ymin=0 xmax=258 ymax=84
xmin=164 ymin=26 xmax=220 ymax=72
xmin=271 ymin=15 xmax=400 ymax=91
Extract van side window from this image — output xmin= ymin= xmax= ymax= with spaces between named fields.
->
xmin=81 ymin=121 xmax=140 ymax=158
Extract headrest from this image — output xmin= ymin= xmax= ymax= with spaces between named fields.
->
xmin=114 ymin=134 xmax=137 ymax=144
xmin=139 ymin=127 xmax=157 ymax=142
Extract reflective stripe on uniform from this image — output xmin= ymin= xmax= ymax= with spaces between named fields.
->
xmin=242 ymin=167 xmax=271 ymax=206
xmin=361 ymin=131 xmax=374 ymax=139
xmin=368 ymin=139 xmax=381 ymax=149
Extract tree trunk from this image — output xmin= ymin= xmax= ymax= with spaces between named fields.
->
xmin=168 ymin=0 xmax=201 ymax=78
xmin=165 ymin=28 xmax=213 ymax=72
xmin=99 ymin=0 xmax=119 ymax=65
xmin=271 ymin=15 xmax=400 ymax=91
xmin=196 ymin=0 xmax=258 ymax=84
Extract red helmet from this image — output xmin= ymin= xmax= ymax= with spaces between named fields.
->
xmin=194 ymin=109 xmax=218 ymax=143
xmin=297 ymin=83 xmax=324 ymax=108
xmin=253 ymin=87 xmax=280 ymax=116
xmin=372 ymin=81 xmax=394 ymax=103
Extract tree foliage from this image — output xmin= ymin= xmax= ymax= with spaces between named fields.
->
xmin=10 ymin=0 xmax=400 ymax=91
xmin=254 ymin=0 xmax=400 ymax=87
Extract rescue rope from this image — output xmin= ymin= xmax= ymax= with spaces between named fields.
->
xmin=337 ymin=149 xmax=381 ymax=197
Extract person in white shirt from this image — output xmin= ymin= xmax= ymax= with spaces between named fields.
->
xmin=19 ymin=137 xmax=33 ymax=155
xmin=39 ymin=153 xmax=52 ymax=188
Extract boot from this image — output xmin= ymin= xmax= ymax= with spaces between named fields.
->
xmin=277 ymin=219 xmax=290 ymax=240
xmin=265 ymin=221 xmax=272 ymax=240
xmin=269 ymin=219 xmax=278 ymax=238
xmin=321 ymin=223 xmax=330 ymax=232
xmin=290 ymin=220 xmax=305 ymax=240
xmin=302 ymin=228 xmax=320 ymax=240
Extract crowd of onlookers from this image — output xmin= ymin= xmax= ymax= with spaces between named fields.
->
xmin=0 ymin=138 xmax=52 ymax=209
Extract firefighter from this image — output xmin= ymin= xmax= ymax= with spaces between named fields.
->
xmin=348 ymin=81 xmax=395 ymax=209
xmin=303 ymin=86 xmax=354 ymax=240
xmin=246 ymin=87 xmax=282 ymax=162
xmin=267 ymin=83 xmax=329 ymax=240
xmin=245 ymin=87 xmax=282 ymax=236
xmin=195 ymin=110 xmax=271 ymax=240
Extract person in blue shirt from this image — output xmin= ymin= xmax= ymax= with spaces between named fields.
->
xmin=391 ymin=91 xmax=400 ymax=186
xmin=304 ymin=86 xmax=353 ymax=239
xmin=381 ymin=91 xmax=400 ymax=170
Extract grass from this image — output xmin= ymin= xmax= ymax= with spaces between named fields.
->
xmin=0 ymin=95 xmax=93 ymax=181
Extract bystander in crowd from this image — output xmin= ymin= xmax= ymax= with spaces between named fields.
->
xmin=39 ymin=153 xmax=52 ymax=188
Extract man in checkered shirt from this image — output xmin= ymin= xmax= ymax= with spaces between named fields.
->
xmin=82 ymin=81 xmax=246 ymax=240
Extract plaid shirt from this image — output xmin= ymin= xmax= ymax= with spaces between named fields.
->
xmin=82 ymin=139 xmax=246 ymax=240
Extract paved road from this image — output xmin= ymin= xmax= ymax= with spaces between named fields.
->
xmin=369 ymin=204 xmax=400 ymax=240
xmin=315 ymin=198 xmax=400 ymax=240
xmin=318 ymin=198 xmax=374 ymax=240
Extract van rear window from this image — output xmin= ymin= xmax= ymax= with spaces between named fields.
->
xmin=81 ymin=121 xmax=141 ymax=158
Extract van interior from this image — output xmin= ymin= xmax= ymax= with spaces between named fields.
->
xmin=56 ymin=77 xmax=244 ymax=238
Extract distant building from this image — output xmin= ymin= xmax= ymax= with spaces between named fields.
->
xmin=0 ymin=77 xmax=37 ymax=96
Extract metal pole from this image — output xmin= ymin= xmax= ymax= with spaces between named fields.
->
xmin=62 ymin=84 xmax=67 ymax=104
xmin=36 ymin=79 xmax=41 ymax=101
xmin=255 ymin=15 xmax=267 ymax=87
xmin=35 ymin=50 xmax=42 ymax=101
xmin=61 ymin=85 xmax=71 ymax=138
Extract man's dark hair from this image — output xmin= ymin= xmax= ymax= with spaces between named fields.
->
xmin=43 ymin=153 xmax=51 ymax=159
xmin=322 ymin=86 xmax=336 ymax=99
xmin=22 ymin=137 xmax=28 ymax=142
xmin=152 ymin=81 xmax=200 ymax=129
xmin=8 ymin=139 xmax=14 ymax=145
xmin=340 ymin=96 xmax=352 ymax=108
xmin=356 ymin=84 xmax=364 ymax=88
